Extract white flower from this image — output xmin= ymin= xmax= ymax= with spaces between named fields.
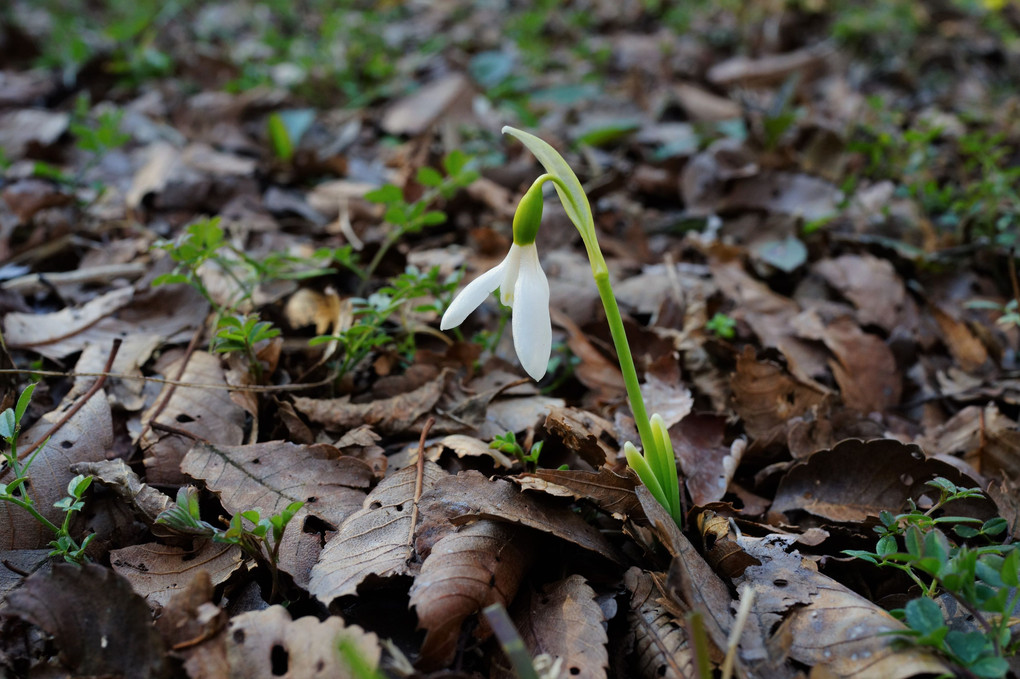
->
xmin=441 ymin=242 xmax=551 ymax=381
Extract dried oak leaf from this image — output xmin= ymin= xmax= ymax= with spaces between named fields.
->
xmin=924 ymin=403 xmax=1020 ymax=482
xmin=672 ymin=413 xmax=744 ymax=506
xmin=494 ymin=574 xmax=608 ymax=679
xmin=417 ymin=471 xmax=624 ymax=563
xmin=308 ymin=462 xmax=447 ymax=606
xmin=5 ymin=563 xmax=166 ymax=679
xmin=293 ymin=370 xmax=449 ymax=436
xmin=735 ymin=534 xmax=950 ymax=678
xmin=140 ymin=351 xmax=246 ymax=486
xmin=181 ymin=441 xmax=370 ymax=528
xmin=226 ymin=604 xmax=381 ymax=679
xmin=731 ymin=345 xmax=827 ymax=443
xmin=410 ymin=520 xmax=533 ymax=670
xmin=0 ymin=387 xmax=112 ymax=550
xmin=110 ymin=541 xmax=247 ymax=609
xmin=771 ymin=439 xmax=995 ymax=523
xmin=624 ymin=567 xmax=694 ymax=679
xmin=517 ymin=467 xmax=642 ymax=521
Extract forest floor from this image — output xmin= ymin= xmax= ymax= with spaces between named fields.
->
xmin=0 ymin=1 xmax=1019 ymax=678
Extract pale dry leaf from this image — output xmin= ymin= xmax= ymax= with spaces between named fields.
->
xmin=381 ymin=72 xmax=473 ymax=136
xmin=925 ymin=403 xmax=1020 ymax=480
xmin=410 ymin=520 xmax=533 ymax=671
xmin=110 ymin=541 xmax=247 ymax=609
xmin=3 ymin=286 xmax=134 ymax=354
xmin=707 ymin=44 xmax=833 ymax=87
xmin=817 ymin=315 xmax=901 ymax=413
xmin=308 ymin=462 xmax=447 ymax=605
xmin=0 ymin=109 xmax=68 ymax=158
xmin=153 ymin=570 xmax=229 ymax=679
xmin=624 ymin=567 xmax=693 ymax=679
xmin=424 ymin=434 xmax=516 ymax=469
xmin=0 ymin=388 xmax=112 ymax=550
xmin=499 ymin=574 xmax=608 ymax=679
xmin=813 ymin=255 xmax=915 ymax=334
xmin=226 ymin=604 xmax=381 ymax=679
xmin=543 ymin=406 xmax=617 ymax=468
xmin=181 ymin=441 xmax=370 ymax=528
xmin=735 ymin=534 xmax=950 ymax=678
xmin=139 ymin=351 xmax=246 ymax=486
xmin=642 ymin=372 xmax=694 ymax=429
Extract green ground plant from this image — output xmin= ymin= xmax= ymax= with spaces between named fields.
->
xmin=844 ymin=478 xmax=1019 ymax=677
xmin=156 ymin=485 xmax=302 ymax=602
xmin=489 ymin=431 xmax=544 ymax=471
xmin=0 ymin=384 xmax=95 ymax=564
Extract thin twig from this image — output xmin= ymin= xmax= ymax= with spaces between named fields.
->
xmin=16 ymin=339 xmax=121 ymax=462
xmin=0 ymin=368 xmax=338 ymax=393
xmin=136 ymin=325 xmax=204 ymax=445
xmin=409 ymin=416 xmax=435 ymax=547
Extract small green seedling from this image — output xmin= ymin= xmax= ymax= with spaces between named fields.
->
xmin=212 ymin=314 xmax=281 ymax=382
xmin=1 ymin=384 xmax=95 ymax=564
xmin=490 ymin=431 xmax=544 ymax=470
xmin=844 ymin=478 xmax=1019 ymax=677
xmin=157 ymin=486 xmax=303 ymax=602
xmin=705 ymin=312 xmax=737 ymax=339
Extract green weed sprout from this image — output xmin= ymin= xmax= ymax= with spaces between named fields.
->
xmin=490 ymin=431 xmax=544 ymax=471
xmin=0 ymin=384 xmax=95 ymax=564
xmin=844 ymin=478 xmax=1019 ymax=677
xmin=440 ymin=127 xmax=682 ymax=527
xmin=157 ymin=486 xmax=303 ymax=603
xmin=211 ymin=313 xmax=281 ymax=382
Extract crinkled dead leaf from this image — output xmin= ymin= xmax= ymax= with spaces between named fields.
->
xmin=410 ymin=520 xmax=533 ymax=670
xmin=924 ymin=403 xmax=1020 ymax=481
xmin=0 ymin=549 xmax=49 ymax=601
xmin=517 ymin=466 xmax=642 ymax=521
xmin=731 ymin=345 xmax=828 ymax=443
xmin=735 ymin=534 xmax=950 ymax=678
xmin=181 ymin=441 xmax=370 ymax=528
xmin=226 ymin=604 xmax=381 ymax=679
xmin=5 ymin=563 xmax=167 ymax=679
xmin=710 ymin=259 xmax=830 ymax=382
xmin=0 ymin=387 xmax=112 ymax=550
xmin=624 ymin=567 xmax=695 ymax=679
xmin=495 ymin=574 xmax=608 ymax=679
xmin=423 ymin=434 xmax=516 ymax=469
xmin=293 ymin=370 xmax=449 ymax=436
xmin=110 ymin=540 xmax=247 ymax=609
xmin=154 ymin=570 xmax=229 ymax=679
xmin=932 ymin=305 xmax=990 ymax=373
xmin=542 ymin=406 xmax=618 ymax=468
xmin=772 ymin=438 xmax=995 ymax=523
xmin=813 ymin=255 xmax=916 ymax=335
xmin=673 ymin=413 xmax=744 ymax=506
xmin=308 ymin=462 xmax=447 ymax=605
xmin=418 ymin=471 xmax=624 ymax=564
xmin=139 ymin=351 xmax=246 ymax=485
xmin=71 ymin=458 xmax=175 ymax=529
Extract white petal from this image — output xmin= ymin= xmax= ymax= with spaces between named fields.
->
xmin=498 ymin=244 xmax=523 ymax=306
xmin=510 ymin=243 xmax=551 ymax=381
xmin=440 ymin=260 xmax=506 ymax=330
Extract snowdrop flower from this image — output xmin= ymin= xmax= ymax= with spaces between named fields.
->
xmin=440 ymin=177 xmax=551 ymax=381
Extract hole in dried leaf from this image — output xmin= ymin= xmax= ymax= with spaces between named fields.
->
xmin=370 ymin=501 xmax=382 ymax=510
xmin=774 ymin=578 xmax=788 ymax=587
xmin=233 ymin=629 xmax=245 ymax=644
xmin=270 ymin=644 xmax=288 ymax=675
xmin=252 ymin=458 xmax=261 ymax=465
xmin=176 ymin=413 xmax=195 ymax=423
xmin=316 ymin=660 xmax=324 ymax=672
xmin=306 ymin=496 xmax=317 ymax=503
xmin=570 ymin=667 xmax=580 ymax=675
xmin=395 ymin=504 xmax=404 ymax=512
xmin=60 ymin=440 xmax=73 ymax=449
xmin=657 ymin=665 xmax=667 ymax=676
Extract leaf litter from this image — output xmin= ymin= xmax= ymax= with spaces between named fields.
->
xmin=1 ymin=1 xmax=1019 ymax=678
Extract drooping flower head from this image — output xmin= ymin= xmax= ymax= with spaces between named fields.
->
xmin=440 ymin=176 xmax=552 ymax=381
